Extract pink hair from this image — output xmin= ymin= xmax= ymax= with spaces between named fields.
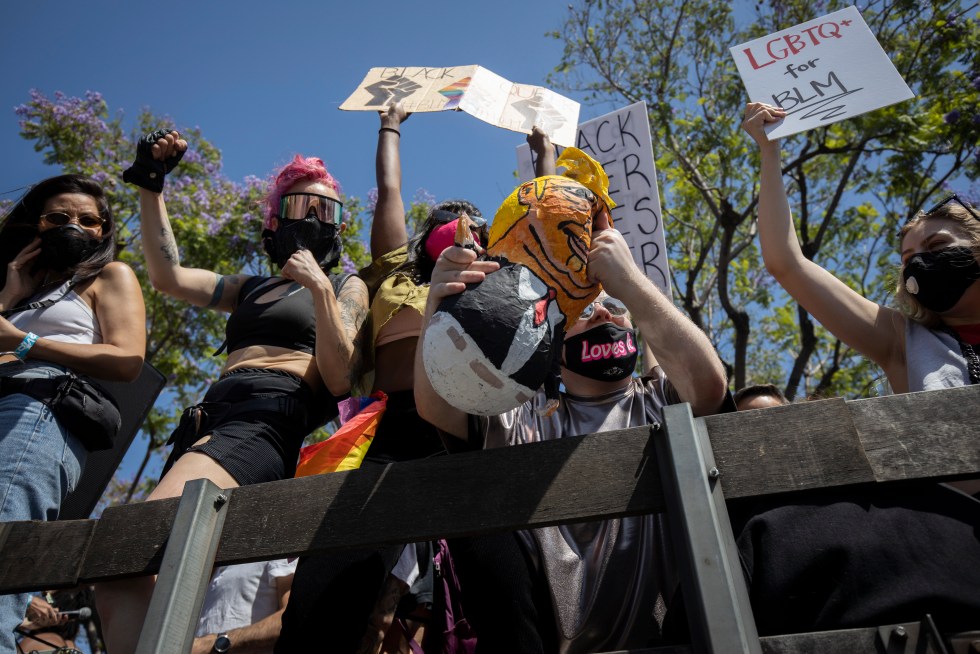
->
xmin=262 ymin=155 xmax=341 ymax=229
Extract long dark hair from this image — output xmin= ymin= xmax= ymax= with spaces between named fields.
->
xmin=0 ymin=174 xmax=116 ymax=288
xmin=407 ymin=199 xmax=485 ymax=284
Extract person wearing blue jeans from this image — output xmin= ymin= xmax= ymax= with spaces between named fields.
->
xmin=0 ymin=174 xmax=145 ymax=650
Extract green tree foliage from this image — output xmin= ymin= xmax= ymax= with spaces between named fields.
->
xmin=551 ymin=0 xmax=979 ymax=399
xmin=12 ymin=90 xmax=374 ymax=503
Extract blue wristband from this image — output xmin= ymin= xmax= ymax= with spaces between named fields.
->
xmin=13 ymin=332 xmax=38 ymax=360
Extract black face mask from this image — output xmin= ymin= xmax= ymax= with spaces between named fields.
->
xmin=563 ymin=323 xmax=638 ymax=381
xmin=262 ymin=218 xmax=341 ymax=270
xmin=38 ymin=225 xmax=103 ymax=272
xmin=903 ymin=245 xmax=980 ymax=313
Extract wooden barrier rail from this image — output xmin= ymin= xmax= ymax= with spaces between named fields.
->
xmin=1 ymin=386 xmax=978 ymax=653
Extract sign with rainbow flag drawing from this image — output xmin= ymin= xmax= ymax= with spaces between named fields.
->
xmin=341 ymin=65 xmax=580 ymax=146
xmin=730 ymin=6 xmax=913 ymax=139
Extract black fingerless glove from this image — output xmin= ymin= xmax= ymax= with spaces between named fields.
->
xmin=122 ymin=129 xmax=185 ymax=193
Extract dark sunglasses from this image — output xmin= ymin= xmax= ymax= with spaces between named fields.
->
xmin=39 ymin=211 xmax=105 ymax=229
xmin=921 ymin=193 xmax=980 ymax=222
xmin=280 ymin=192 xmax=343 ymax=225
xmin=580 ymin=295 xmax=629 ymax=321
xmin=430 ymin=209 xmax=487 ymax=228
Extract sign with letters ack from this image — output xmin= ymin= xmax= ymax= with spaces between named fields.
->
xmin=516 ymin=102 xmax=671 ymax=295
xmin=730 ymin=6 xmax=914 ymax=139
xmin=341 ymin=66 xmax=580 ymax=146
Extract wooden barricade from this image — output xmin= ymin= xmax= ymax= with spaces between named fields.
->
xmin=0 ymin=386 xmax=978 ymax=653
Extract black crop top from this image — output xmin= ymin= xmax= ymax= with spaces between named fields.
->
xmin=218 ymin=274 xmax=351 ymax=356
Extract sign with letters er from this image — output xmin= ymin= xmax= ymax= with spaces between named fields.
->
xmin=341 ymin=66 xmax=580 ymax=146
xmin=516 ymin=101 xmax=670 ymax=295
xmin=730 ymin=5 xmax=914 ymax=139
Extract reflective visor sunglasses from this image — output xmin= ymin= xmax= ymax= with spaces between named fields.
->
xmin=580 ymin=295 xmax=629 ymax=321
xmin=39 ymin=211 xmax=105 ymax=229
xmin=279 ymin=192 xmax=343 ymax=225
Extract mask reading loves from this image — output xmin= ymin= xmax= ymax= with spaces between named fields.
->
xmin=563 ymin=323 xmax=638 ymax=381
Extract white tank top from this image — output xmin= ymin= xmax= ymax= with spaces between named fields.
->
xmin=904 ymin=319 xmax=969 ymax=391
xmin=8 ymin=279 xmax=103 ymax=345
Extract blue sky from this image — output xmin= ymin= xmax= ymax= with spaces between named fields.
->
xmin=0 ymin=1 xmax=615 ymax=501
xmin=0 ymin=1 xmax=612 ymax=220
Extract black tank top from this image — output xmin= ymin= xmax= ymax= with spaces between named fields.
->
xmin=219 ymin=274 xmax=351 ymax=355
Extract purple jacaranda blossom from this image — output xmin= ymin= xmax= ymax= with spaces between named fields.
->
xmin=366 ymin=187 xmax=379 ymax=213
xmin=340 ymin=252 xmax=358 ymax=274
xmin=413 ymin=188 xmax=436 ymax=207
xmin=201 ymin=212 xmax=221 ymax=236
xmin=945 ymin=110 xmax=961 ymax=124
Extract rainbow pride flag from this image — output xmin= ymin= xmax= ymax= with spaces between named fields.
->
xmin=295 ymin=392 xmax=388 ymax=476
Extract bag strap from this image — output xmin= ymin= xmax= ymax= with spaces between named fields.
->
xmin=0 ymin=278 xmax=81 ymax=319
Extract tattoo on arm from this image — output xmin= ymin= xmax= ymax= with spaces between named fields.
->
xmin=338 ymin=283 xmax=369 ymax=383
xmin=356 ymin=577 xmax=406 ymax=654
xmin=206 ymin=273 xmax=225 ymax=308
xmin=159 ymin=227 xmax=179 ymax=265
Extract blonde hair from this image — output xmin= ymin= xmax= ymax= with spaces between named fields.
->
xmin=895 ymin=200 xmax=980 ymax=325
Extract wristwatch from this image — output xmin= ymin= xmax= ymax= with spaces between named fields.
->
xmin=213 ymin=633 xmax=232 ymax=653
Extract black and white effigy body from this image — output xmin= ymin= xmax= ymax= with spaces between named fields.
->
xmin=422 ymin=258 xmax=564 ymax=416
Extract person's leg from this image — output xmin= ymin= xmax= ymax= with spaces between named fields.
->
xmin=95 ymin=450 xmax=237 ymax=654
xmin=0 ymin=395 xmax=85 ymax=653
xmin=275 ymin=546 xmax=403 ymax=653
xmin=448 ymin=533 xmax=555 ymax=654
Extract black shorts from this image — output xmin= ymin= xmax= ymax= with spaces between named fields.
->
xmin=162 ymin=368 xmax=331 ymax=485
xmin=363 ymin=389 xmax=446 ymax=464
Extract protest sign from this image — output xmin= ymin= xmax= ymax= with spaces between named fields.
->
xmin=730 ymin=5 xmax=914 ymax=139
xmin=341 ymin=65 xmax=580 ymax=145
xmin=516 ymin=101 xmax=670 ymax=294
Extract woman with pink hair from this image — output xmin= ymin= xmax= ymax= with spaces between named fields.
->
xmin=97 ymin=130 xmax=368 ymax=653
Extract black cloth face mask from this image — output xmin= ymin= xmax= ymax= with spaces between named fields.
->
xmin=263 ymin=218 xmax=341 ymax=270
xmin=38 ymin=225 xmax=103 ymax=272
xmin=903 ymin=245 xmax=980 ymax=313
xmin=563 ymin=323 xmax=638 ymax=381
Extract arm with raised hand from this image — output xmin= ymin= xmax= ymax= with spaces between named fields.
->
xmin=127 ymin=129 xmax=248 ymax=312
xmin=742 ymin=102 xmax=905 ymax=374
xmin=589 ymin=226 xmax=727 ymax=416
xmin=528 ymin=126 xmax=557 ymax=177
xmin=372 ymin=103 xmax=411 ymax=259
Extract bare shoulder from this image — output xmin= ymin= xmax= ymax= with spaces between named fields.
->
xmin=85 ymin=261 xmax=145 ymax=315
xmin=83 ymin=261 xmax=141 ymax=298
xmin=96 ymin=260 xmax=139 ymax=285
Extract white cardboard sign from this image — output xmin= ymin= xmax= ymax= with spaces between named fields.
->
xmin=516 ymin=101 xmax=670 ymax=294
xmin=341 ymin=66 xmax=580 ymax=146
xmin=730 ymin=6 xmax=914 ymax=139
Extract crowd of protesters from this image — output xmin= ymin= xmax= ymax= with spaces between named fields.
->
xmin=0 ymin=99 xmax=977 ymax=653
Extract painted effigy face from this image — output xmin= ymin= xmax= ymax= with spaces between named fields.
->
xmin=489 ymin=174 xmax=612 ymax=322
